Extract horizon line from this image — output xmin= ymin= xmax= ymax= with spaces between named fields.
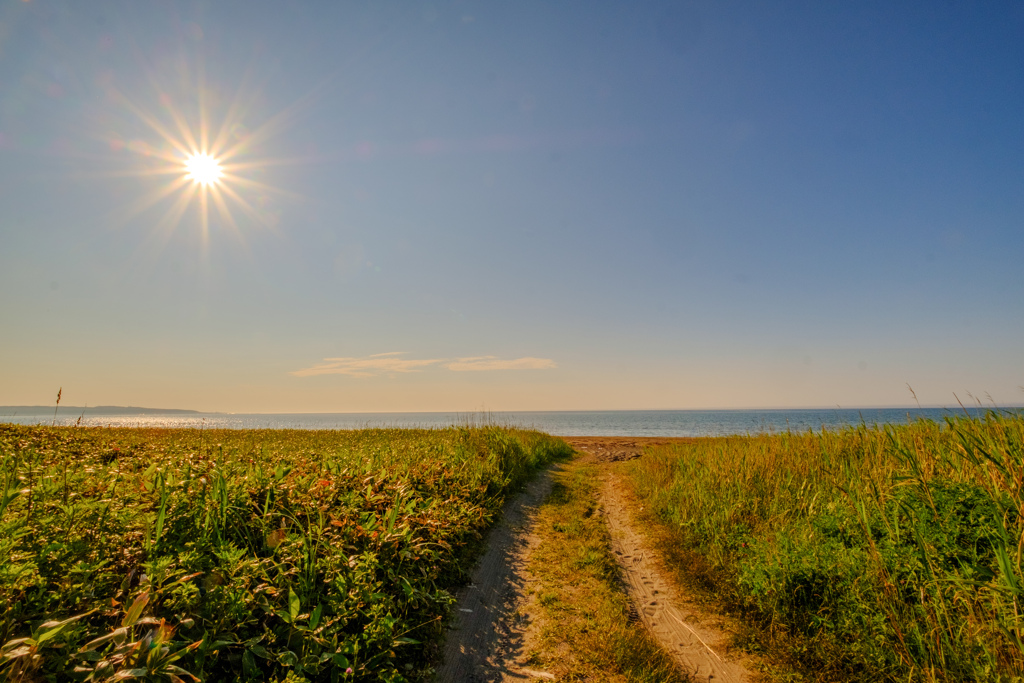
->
xmin=3 ymin=404 xmax=1021 ymax=416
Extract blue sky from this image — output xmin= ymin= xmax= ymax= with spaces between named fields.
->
xmin=1 ymin=1 xmax=1021 ymax=412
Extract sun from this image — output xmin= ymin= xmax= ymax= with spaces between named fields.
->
xmin=184 ymin=153 xmax=223 ymax=186
xmin=100 ymin=61 xmax=309 ymax=254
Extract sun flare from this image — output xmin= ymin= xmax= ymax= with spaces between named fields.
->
xmin=102 ymin=63 xmax=307 ymax=254
xmin=184 ymin=153 xmax=223 ymax=186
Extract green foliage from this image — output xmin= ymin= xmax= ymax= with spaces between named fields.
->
xmin=627 ymin=411 xmax=1024 ymax=682
xmin=0 ymin=424 xmax=572 ymax=681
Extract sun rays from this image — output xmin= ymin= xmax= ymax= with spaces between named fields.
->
xmin=100 ymin=60 xmax=308 ymax=255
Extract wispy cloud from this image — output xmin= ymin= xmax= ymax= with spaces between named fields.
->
xmin=444 ymin=356 xmax=557 ymax=372
xmin=292 ymin=352 xmax=557 ymax=378
xmin=291 ymin=352 xmax=444 ymax=378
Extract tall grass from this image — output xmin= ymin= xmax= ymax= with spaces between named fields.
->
xmin=627 ymin=412 xmax=1024 ymax=682
xmin=0 ymin=424 xmax=572 ymax=682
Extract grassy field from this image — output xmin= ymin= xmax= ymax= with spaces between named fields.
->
xmin=0 ymin=423 xmax=572 ymax=682
xmin=626 ymin=412 xmax=1024 ymax=682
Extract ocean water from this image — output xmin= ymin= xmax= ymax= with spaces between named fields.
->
xmin=0 ymin=407 xmax=1008 ymax=437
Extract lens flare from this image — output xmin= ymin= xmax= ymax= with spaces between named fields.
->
xmin=99 ymin=58 xmax=311 ymax=256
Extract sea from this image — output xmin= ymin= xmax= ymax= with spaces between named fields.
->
xmin=1 ymin=407 xmax=1013 ymax=437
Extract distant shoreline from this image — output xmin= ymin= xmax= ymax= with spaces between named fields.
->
xmin=3 ymin=405 xmax=1016 ymax=417
xmin=0 ymin=406 xmax=214 ymax=416
xmin=3 ymin=406 xmax=1020 ymax=438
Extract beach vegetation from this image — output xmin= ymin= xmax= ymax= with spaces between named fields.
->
xmin=626 ymin=411 xmax=1024 ymax=682
xmin=0 ymin=423 xmax=571 ymax=681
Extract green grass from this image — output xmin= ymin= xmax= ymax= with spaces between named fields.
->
xmin=523 ymin=461 xmax=687 ymax=683
xmin=0 ymin=423 xmax=572 ymax=682
xmin=625 ymin=411 xmax=1024 ymax=682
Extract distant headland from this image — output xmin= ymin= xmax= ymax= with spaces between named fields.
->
xmin=0 ymin=406 xmax=213 ymax=416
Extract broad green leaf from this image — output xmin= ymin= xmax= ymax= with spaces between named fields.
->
xmin=242 ymin=650 xmax=259 ymax=679
xmin=122 ymin=592 xmax=150 ymax=628
xmin=249 ymin=644 xmax=271 ymax=659
xmin=288 ymin=587 xmax=300 ymax=621
xmin=309 ymin=604 xmax=323 ymax=630
xmin=35 ymin=622 xmax=69 ymax=645
xmin=111 ymin=668 xmax=150 ymax=680
xmin=393 ymin=636 xmax=421 ymax=645
xmin=82 ymin=627 xmax=129 ymax=652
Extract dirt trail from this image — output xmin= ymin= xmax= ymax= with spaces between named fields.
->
xmin=568 ymin=437 xmax=757 ymax=682
xmin=561 ymin=436 xmax=696 ymax=464
xmin=433 ymin=467 xmax=557 ymax=683
xmin=601 ymin=476 xmax=753 ymax=683
xmin=435 ymin=438 xmax=758 ymax=682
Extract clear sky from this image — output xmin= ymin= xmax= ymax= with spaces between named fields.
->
xmin=1 ymin=1 xmax=1022 ymax=412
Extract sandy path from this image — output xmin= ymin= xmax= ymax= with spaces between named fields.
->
xmin=561 ymin=436 xmax=696 ymax=464
xmin=433 ymin=467 xmax=557 ymax=683
xmin=435 ymin=438 xmax=758 ymax=683
xmin=600 ymin=475 xmax=754 ymax=683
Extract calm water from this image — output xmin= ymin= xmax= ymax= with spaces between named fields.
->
xmin=1 ymin=407 xmax=1008 ymax=437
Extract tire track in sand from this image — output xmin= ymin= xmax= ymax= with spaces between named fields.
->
xmin=433 ymin=466 xmax=557 ymax=683
xmin=600 ymin=473 xmax=755 ymax=683
xmin=436 ymin=439 xmax=758 ymax=682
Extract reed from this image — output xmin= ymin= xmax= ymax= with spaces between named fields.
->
xmin=626 ymin=411 xmax=1024 ymax=682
